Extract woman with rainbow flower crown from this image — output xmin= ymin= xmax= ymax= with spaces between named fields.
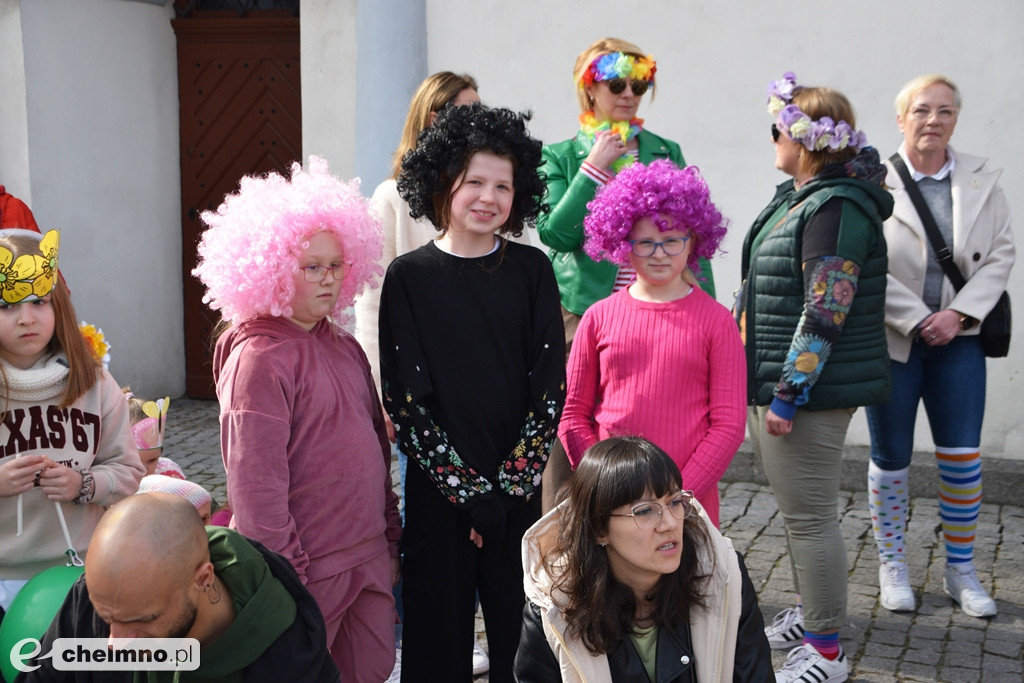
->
xmin=537 ymin=37 xmax=714 ymax=513
xmin=737 ymin=73 xmax=892 ymax=683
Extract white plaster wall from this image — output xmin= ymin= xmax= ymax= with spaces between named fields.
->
xmin=303 ymin=0 xmax=426 ymax=192
xmin=353 ymin=0 xmax=426 ymax=190
xmin=301 ymin=0 xmax=359 ymax=179
xmin=0 ymin=0 xmax=32 ymax=201
xmin=19 ymin=0 xmax=184 ymax=397
xmin=422 ymin=0 xmax=1024 ymax=457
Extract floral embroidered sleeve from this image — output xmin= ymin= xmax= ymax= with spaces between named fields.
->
xmin=382 ymin=379 xmax=562 ymax=540
xmin=771 ymin=256 xmax=859 ymax=418
xmin=494 ymin=378 xmax=565 ymax=498
xmin=378 ymin=270 xmax=498 ymax=511
xmin=379 ymin=250 xmax=565 ymax=538
xmin=383 ymin=384 xmax=496 ymax=507
xmin=771 ymin=197 xmax=867 ymax=420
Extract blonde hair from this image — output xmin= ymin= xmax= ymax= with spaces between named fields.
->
xmin=791 ymin=87 xmax=859 ymax=178
xmin=389 ymin=72 xmax=479 ymax=179
xmin=122 ymin=386 xmax=147 ymax=424
xmin=894 ymin=74 xmax=961 ymax=117
xmin=573 ymin=37 xmax=656 ymax=112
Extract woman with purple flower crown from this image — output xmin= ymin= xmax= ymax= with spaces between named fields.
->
xmin=537 ymin=37 xmax=715 ymax=513
xmin=737 ymin=73 xmax=893 ymax=683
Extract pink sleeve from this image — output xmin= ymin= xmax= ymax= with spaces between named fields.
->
xmin=558 ymin=310 xmax=601 ymax=467
xmin=219 ymin=347 xmax=310 ymax=581
xmin=679 ymin=306 xmax=748 ymax=502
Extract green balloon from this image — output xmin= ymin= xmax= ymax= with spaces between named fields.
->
xmin=0 ymin=565 xmax=83 ymax=683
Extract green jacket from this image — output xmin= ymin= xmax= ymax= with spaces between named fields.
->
xmin=537 ymin=128 xmax=715 ymax=315
xmin=740 ymin=175 xmax=892 ymax=411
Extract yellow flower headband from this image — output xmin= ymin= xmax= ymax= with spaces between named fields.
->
xmin=0 ymin=229 xmax=60 ymax=304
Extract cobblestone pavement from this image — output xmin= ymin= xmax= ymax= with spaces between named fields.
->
xmin=168 ymin=399 xmax=1023 ymax=682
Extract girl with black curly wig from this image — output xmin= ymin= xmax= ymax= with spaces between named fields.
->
xmin=379 ymin=103 xmax=566 ymax=682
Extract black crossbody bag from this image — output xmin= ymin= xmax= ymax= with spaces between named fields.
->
xmin=888 ymin=153 xmax=1011 ymax=357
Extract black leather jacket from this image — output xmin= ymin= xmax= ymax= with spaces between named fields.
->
xmin=513 ymin=552 xmax=773 ymax=682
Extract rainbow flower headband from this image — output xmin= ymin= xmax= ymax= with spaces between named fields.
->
xmin=767 ymin=72 xmax=867 ymax=153
xmin=580 ymin=51 xmax=657 ymax=87
xmin=0 ymin=229 xmax=59 ymax=304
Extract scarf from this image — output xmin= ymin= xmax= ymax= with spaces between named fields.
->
xmin=1 ymin=352 xmax=69 ymax=402
xmin=578 ymin=112 xmax=644 ymax=173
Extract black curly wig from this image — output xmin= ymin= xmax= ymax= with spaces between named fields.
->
xmin=396 ymin=103 xmax=548 ymax=238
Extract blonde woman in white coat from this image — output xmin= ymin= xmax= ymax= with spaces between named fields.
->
xmin=865 ymin=74 xmax=1014 ymax=619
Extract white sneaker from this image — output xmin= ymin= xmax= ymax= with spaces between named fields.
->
xmin=944 ymin=563 xmax=997 ymax=617
xmin=765 ymin=605 xmax=804 ymax=650
xmin=878 ymin=561 xmax=915 ymax=611
xmin=775 ymin=644 xmax=848 ymax=683
xmin=472 ymin=640 xmax=489 ymax=675
xmin=385 ymin=647 xmax=401 ymax=683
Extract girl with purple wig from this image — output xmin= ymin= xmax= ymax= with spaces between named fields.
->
xmin=559 ymin=160 xmax=745 ymax=527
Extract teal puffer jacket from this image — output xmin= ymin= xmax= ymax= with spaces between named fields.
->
xmin=740 ymin=173 xmax=893 ymax=410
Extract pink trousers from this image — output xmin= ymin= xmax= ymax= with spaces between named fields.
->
xmin=307 ymin=550 xmax=396 ymax=682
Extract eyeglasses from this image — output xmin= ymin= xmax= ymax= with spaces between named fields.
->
xmin=771 ymin=124 xmax=782 ymax=143
xmin=907 ymin=106 xmax=958 ymax=123
xmin=628 ymin=236 xmax=690 ymax=258
xmin=300 ymin=262 xmax=352 ymax=283
xmin=605 ymin=78 xmax=649 ymax=97
xmin=609 ymin=491 xmax=695 ymax=530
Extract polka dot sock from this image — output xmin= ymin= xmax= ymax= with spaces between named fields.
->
xmin=868 ymin=461 xmax=909 ymax=564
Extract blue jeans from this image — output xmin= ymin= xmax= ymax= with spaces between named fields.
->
xmin=866 ymin=336 xmax=986 ymax=470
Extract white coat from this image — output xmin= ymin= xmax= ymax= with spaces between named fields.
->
xmin=882 ymin=145 xmax=1015 ymax=362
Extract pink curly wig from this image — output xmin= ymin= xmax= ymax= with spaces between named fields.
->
xmin=583 ymin=160 xmax=727 ymax=271
xmin=193 ymin=156 xmax=383 ymax=326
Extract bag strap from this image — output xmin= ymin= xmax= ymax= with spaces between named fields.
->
xmin=888 ymin=153 xmax=967 ymax=292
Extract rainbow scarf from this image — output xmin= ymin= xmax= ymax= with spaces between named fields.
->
xmin=578 ymin=112 xmax=644 ymax=173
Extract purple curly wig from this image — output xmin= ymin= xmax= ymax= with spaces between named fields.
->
xmin=192 ymin=156 xmax=383 ymax=326
xmin=583 ymin=160 xmax=727 ymax=271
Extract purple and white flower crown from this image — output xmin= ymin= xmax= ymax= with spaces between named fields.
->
xmin=767 ymin=72 xmax=867 ymax=153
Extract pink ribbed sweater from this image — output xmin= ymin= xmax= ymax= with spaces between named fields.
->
xmin=559 ymin=286 xmax=746 ymax=525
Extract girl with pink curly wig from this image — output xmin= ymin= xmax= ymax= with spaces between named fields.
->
xmin=193 ymin=155 xmax=383 ymax=327
xmin=197 ymin=156 xmax=401 ymax=681
xmin=560 ymin=160 xmax=746 ymax=527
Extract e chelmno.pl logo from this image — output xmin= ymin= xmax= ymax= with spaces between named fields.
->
xmin=10 ymin=638 xmax=200 ymax=673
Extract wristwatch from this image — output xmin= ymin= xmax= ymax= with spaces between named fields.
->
xmin=958 ymin=313 xmax=977 ymax=331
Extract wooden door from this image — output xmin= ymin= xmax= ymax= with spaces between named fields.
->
xmin=173 ymin=11 xmax=300 ymax=397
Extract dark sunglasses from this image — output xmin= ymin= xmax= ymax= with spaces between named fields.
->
xmin=771 ymin=124 xmax=782 ymax=142
xmin=606 ymin=78 xmax=649 ymax=97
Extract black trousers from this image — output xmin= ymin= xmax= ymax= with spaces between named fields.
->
xmin=400 ymin=460 xmax=540 ymax=683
